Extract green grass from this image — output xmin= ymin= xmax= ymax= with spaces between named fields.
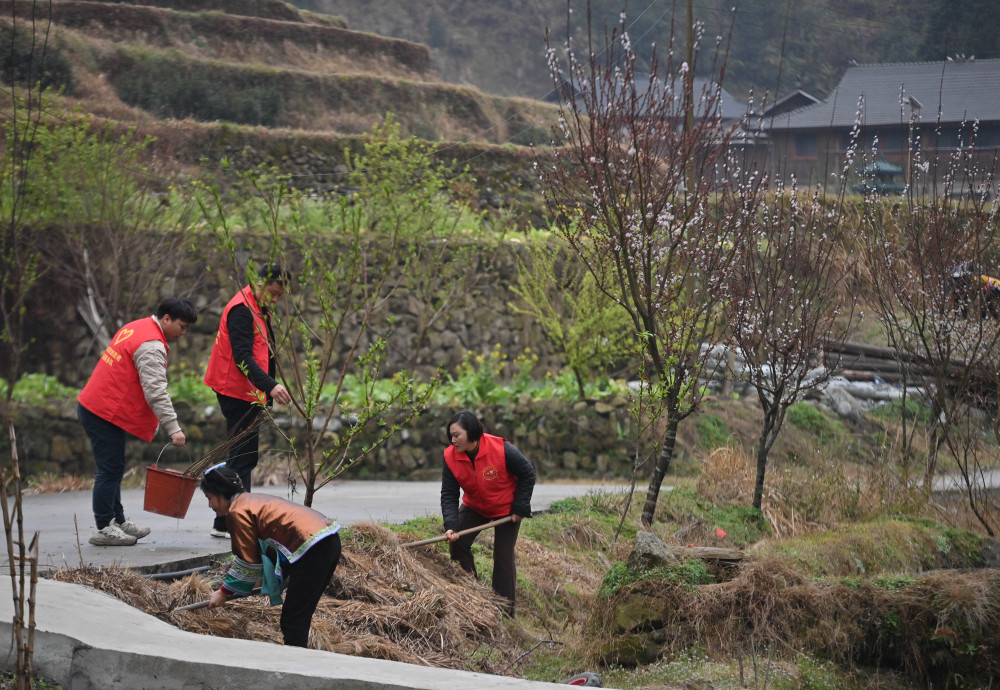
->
xmin=598 ymin=559 xmax=713 ymax=599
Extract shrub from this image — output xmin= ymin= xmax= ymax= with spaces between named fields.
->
xmin=0 ymin=24 xmax=76 ymax=93
xmin=786 ymin=402 xmax=845 ymax=442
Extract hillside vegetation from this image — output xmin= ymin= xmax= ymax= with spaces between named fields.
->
xmin=297 ymin=0 xmax=1000 ymax=104
xmin=0 ymin=0 xmax=558 ymax=190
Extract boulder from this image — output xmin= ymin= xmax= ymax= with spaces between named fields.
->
xmin=627 ymin=531 xmax=680 ymax=572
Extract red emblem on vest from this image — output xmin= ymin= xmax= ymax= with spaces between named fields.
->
xmin=482 ymin=465 xmax=498 ymax=480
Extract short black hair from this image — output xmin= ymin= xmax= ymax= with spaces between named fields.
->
xmin=200 ymin=465 xmax=244 ymax=499
xmin=257 ymin=262 xmax=291 ymax=285
xmin=155 ymin=297 xmax=198 ymax=323
xmin=447 ymin=410 xmax=484 ymax=442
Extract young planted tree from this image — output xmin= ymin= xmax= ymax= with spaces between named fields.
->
xmin=729 ymin=186 xmax=858 ymax=510
xmin=509 ymin=234 xmax=635 ymax=398
xmin=199 ymin=145 xmax=443 ymax=506
xmin=541 ymin=7 xmax=764 ymax=525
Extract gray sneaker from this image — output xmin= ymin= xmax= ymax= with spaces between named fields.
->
xmin=115 ymin=518 xmax=151 ymax=540
xmin=89 ymin=524 xmax=137 ymax=546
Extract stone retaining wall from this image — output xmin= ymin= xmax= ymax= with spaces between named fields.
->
xmin=8 ymin=396 xmax=649 ymax=482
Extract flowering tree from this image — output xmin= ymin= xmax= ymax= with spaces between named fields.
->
xmin=540 ymin=7 xmax=764 ymax=525
xmin=728 ymin=185 xmax=858 ymax=510
xmin=859 ymin=121 xmax=1000 ymax=533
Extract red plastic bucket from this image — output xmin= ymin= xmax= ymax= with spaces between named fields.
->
xmin=144 ymin=465 xmax=199 ymax=518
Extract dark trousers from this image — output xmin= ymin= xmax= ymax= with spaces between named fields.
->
xmin=280 ymin=533 xmax=341 ymax=647
xmin=214 ymin=393 xmax=263 ymax=531
xmin=449 ymin=505 xmax=521 ymax=614
xmin=78 ymin=403 xmax=127 ymax=530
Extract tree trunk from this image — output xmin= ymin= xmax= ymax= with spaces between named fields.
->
xmin=753 ymin=407 xmax=779 ymax=510
xmin=641 ymin=415 xmax=679 ymax=526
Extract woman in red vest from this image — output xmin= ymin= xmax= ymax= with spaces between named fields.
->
xmin=77 ymin=297 xmax=198 ymax=546
xmin=203 ymin=263 xmax=292 ymax=538
xmin=441 ymin=410 xmax=535 ymax=616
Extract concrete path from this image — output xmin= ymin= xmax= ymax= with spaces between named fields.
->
xmin=12 ymin=479 xmax=633 ymax=574
xmin=0 ymin=479 xmax=630 ymax=689
xmin=1 ymin=578 xmax=578 ymax=689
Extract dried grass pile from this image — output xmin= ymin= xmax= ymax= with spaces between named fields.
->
xmin=53 ymin=522 xmax=518 ymax=673
xmin=698 ymin=446 xmax=852 ymax=537
xmin=593 ymin=556 xmax=1000 ymax=686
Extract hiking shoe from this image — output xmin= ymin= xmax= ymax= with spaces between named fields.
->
xmin=115 ymin=518 xmax=151 ymax=540
xmin=210 ymin=528 xmax=230 ymax=539
xmin=89 ymin=524 xmax=137 ymax=546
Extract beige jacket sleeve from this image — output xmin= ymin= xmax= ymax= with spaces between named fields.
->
xmin=133 ymin=341 xmax=181 ymax=436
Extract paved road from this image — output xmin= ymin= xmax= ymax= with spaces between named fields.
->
xmin=8 ymin=479 xmax=634 ymax=575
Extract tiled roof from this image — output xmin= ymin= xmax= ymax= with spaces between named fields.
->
xmin=628 ymin=74 xmax=751 ymax=120
xmin=767 ymin=59 xmax=1000 ymax=130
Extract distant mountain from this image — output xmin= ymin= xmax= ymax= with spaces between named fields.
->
xmin=295 ymin=0 xmax=1000 ymax=105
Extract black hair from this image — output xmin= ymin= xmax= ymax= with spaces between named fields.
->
xmin=155 ymin=297 xmax=198 ymax=323
xmin=257 ymin=262 xmax=291 ymax=286
xmin=447 ymin=410 xmax=484 ymax=442
xmin=200 ymin=465 xmax=244 ymax=499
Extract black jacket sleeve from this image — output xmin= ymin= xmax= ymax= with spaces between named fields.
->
xmin=227 ymin=304 xmax=278 ymax=396
xmin=505 ymin=441 xmax=535 ymax=519
xmin=440 ymin=463 xmax=462 ymax=532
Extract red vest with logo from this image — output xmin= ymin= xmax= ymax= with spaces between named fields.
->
xmin=204 ymin=285 xmax=270 ymax=402
xmin=443 ymin=433 xmax=516 ymax=518
xmin=78 ymin=317 xmax=167 ymax=442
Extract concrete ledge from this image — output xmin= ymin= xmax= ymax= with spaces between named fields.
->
xmin=1 ymin=579 xmax=565 ymax=689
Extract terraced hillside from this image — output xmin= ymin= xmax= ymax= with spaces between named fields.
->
xmin=1 ymin=0 xmax=553 ymax=191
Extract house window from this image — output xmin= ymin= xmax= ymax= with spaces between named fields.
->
xmin=794 ymin=133 xmax=817 ymax=159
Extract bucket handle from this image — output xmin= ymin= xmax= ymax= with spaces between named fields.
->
xmin=154 ymin=442 xmax=192 ymax=468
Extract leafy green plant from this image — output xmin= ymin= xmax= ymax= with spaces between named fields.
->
xmin=0 ymin=374 xmax=77 ymax=404
xmin=167 ymin=372 xmax=216 ymax=406
xmin=439 ymin=345 xmax=508 ymax=405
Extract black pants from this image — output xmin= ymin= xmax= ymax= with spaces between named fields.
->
xmin=214 ymin=393 xmax=263 ymax=531
xmin=280 ymin=533 xmax=341 ymax=647
xmin=78 ymin=403 xmax=127 ymax=529
xmin=449 ymin=505 xmax=521 ymax=615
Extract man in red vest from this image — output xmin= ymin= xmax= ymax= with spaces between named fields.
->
xmin=203 ymin=263 xmax=292 ymax=538
xmin=77 ymin=297 xmax=198 ymax=546
xmin=441 ymin=410 xmax=535 ymax=616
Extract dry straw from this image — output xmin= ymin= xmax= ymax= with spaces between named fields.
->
xmin=54 ymin=522 xmax=517 ymax=671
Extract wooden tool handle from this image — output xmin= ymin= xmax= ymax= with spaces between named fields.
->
xmin=401 ymin=515 xmax=515 ymax=548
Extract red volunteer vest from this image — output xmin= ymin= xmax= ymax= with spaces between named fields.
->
xmin=78 ymin=316 xmax=167 ymax=442
xmin=204 ymin=285 xmax=271 ymax=402
xmin=443 ymin=433 xmax=517 ymax=518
